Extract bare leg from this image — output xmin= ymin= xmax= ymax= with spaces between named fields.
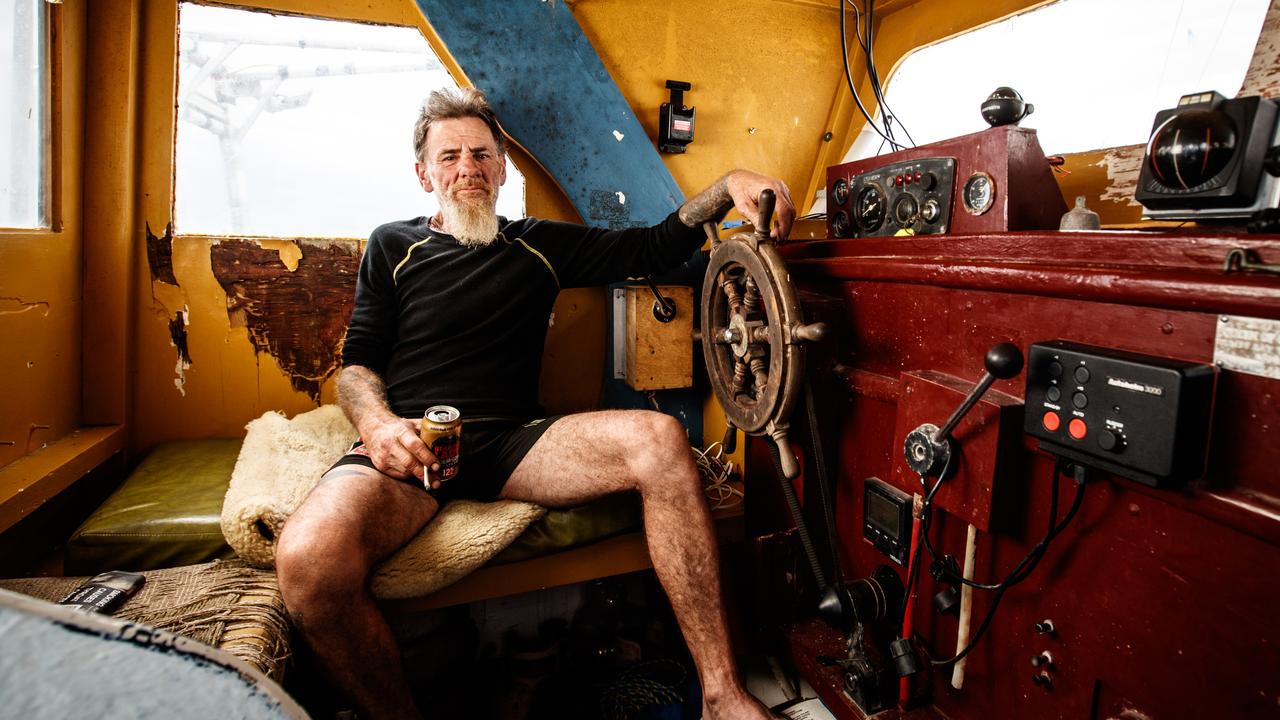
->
xmin=500 ymin=410 xmax=771 ymax=720
xmin=276 ymin=467 xmax=439 ymax=720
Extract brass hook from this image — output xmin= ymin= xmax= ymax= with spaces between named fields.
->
xmin=1224 ymin=248 xmax=1280 ymax=275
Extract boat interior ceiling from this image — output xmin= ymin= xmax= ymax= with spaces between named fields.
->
xmin=1 ymin=0 xmax=1279 ymax=718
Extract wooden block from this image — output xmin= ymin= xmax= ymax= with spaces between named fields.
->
xmin=890 ymin=370 xmax=1022 ymax=533
xmin=624 ymin=285 xmax=693 ymax=391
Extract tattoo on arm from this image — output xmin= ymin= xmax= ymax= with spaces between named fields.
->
xmin=337 ymin=365 xmax=396 ymax=434
xmin=678 ymin=174 xmax=734 ymax=228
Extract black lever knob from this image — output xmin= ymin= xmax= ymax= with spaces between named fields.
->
xmin=985 ymin=341 xmax=1024 ymax=379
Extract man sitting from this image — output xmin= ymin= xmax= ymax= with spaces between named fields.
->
xmin=275 ymin=87 xmax=795 ymax=719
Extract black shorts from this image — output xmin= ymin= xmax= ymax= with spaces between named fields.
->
xmin=326 ymin=416 xmax=562 ymax=503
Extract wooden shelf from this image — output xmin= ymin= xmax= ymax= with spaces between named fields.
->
xmin=0 ymin=425 xmax=125 ymax=535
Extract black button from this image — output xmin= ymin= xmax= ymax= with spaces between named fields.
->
xmin=1049 ymin=361 xmax=1063 ymax=378
xmin=1046 ymin=386 xmax=1061 ymax=402
xmin=1072 ymin=392 xmax=1088 ymax=409
xmin=1098 ymin=431 xmax=1123 ymax=452
xmin=1074 ymin=365 xmax=1091 ymax=384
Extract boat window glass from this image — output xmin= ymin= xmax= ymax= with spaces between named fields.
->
xmin=1 ymin=0 xmax=49 ymax=230
xmin=844 ymin=0 xmax=1272 ymax=161
xmin=174 ymin=3 xmax=526 ymax=237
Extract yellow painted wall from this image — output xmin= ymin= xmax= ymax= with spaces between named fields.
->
xmin=0 ymin=2 xmax=86 ymax=469
xmin=122 ymin=0 xmax=864 ymax=454
xmin=7 ymin=0 xmax=1244 ymax=477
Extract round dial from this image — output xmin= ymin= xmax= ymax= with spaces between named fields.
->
xmin=855 ymin=185 xmax=886 ymax=233
xmin=831 ymin=177 xmax=850 ymax=206
xmin=831 ymin=211 xmax=851 ymax=238
xmin=963 ymin=172 xmax=996 ymax=215
xmin=892 ymin=193 xmax=919 ymax=227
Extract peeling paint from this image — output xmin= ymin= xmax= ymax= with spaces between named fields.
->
xmin=145 ymin=222 xmax=178 ymax=285
xmin=259 ymin=239 xmax=304 ymax=272
xmin=612 ymin=129 xmax=624 ymax=141
xmin=616 ymin=191 xmax=626 ymax=205
xmin=169 ymin=308 xmax=191 ymax=396
xmin=209 ymin=240 xmax=358 ymax=402
xmin=588 ymin=189 xmax=632 ymax=229
xmin=0 ymin=298 xmax=51 ymax=316
xmin=1239 ymin=0 xmax=1280 ymax=99
xmin=1093 ymin=145 xmax=1144 ymax=209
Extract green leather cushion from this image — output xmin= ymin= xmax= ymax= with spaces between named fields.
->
xmin=65 ymin=439 xmax=641 ymax=576
xmin=65 ymin=439 xmax=242 ymax=575
xmin=494 ymin=491 xmax=641 ymax=564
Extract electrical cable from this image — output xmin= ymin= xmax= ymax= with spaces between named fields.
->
xmin=922 ymin=458 xmax=1074 ymax=592
xmin=897 ymin=451 xmax=951 ymax=634
xmin=849 ymin=0 xmax=916 ymax=149
xmin=864 ymin=0 xmax=896 ymax=150
xmin=839 ymin=0 xmax=902 ymax=151
xmin=925 ymin=462 xmax=1088 ymax=667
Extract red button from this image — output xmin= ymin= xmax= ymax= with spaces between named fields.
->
xmin=1068 ymin=418 xmax=1087 ymax=440
xmin=895 ymin=175 xmax=904 ymax=185
xmin=1042 ymin=412 xmax=1060 ymax=432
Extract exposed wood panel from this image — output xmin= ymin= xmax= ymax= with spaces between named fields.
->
xmin=209 ymin=240 xmax=359 ymax=402
xmin=1239 ymin=0 xmax=1280 ymax=99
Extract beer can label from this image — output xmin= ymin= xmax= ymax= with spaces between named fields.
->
xmin=421 ymin=405 xmax=461 ymax=483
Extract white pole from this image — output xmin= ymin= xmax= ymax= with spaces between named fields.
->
xmin=951 ymin=523 xmax=978 ymax=689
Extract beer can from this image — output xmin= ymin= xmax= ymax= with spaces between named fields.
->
xmin=420 ymin=405 xmax=462 ymax=483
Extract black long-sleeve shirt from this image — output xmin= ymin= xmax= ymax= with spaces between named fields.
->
xmin=342 ymin=211 xmax=703 ymax=419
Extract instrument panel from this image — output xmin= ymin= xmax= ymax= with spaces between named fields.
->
xmin=829 ymin=158 xmax=956 ymax=238
xmin=824 ymin=126 xmax=1069 ymax=240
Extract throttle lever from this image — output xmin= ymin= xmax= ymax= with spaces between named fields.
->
xmin=904 ymin=342 xmax=1024 ymax=478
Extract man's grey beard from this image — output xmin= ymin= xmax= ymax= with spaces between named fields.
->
xmin=440 ymin=189 xmax=499 ymax=247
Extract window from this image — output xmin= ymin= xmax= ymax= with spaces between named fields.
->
xmin=844 ymin=0 xmax=1271 ymax=161
xmin=0 ymin=0 xmax=49 ymax=229
xmin=175 ymin=3 xmax=525 ymax=237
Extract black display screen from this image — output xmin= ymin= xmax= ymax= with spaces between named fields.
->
xmin=866 ymin=490 xmax=900 ymax=535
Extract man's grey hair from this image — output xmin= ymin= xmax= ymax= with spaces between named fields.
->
xmin=412 ymin=87 xmax=506 ymax=162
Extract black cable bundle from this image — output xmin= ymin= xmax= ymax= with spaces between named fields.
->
xmin=839 ymin=0 xmax=916 ymax=154
xmin=898 ymin=458 xmax=1089 ymax=666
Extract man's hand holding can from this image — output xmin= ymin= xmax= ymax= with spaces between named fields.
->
xmin=420 ymin=405 xmax=461 ymax=490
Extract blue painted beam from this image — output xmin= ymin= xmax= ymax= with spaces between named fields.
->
xmin=415 ymin=0 xmax=684 ymax=227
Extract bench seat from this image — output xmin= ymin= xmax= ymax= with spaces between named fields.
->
xmin=65 ymin=439 xmax=648 ymax=587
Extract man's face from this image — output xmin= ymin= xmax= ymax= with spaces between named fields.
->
xmin=415 ymin=116 xmax=507 ymax=210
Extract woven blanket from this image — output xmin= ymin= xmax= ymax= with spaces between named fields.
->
xmin=220 ymin=405 xmax=546 ymax=599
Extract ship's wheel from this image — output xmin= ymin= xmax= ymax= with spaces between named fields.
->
xmin=700 ymin=189 xmax=826 ymax=477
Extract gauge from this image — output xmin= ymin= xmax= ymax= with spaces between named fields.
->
xmin=963 ymin=172 xmax=996 ymax=215
xmin=831 ymin=178 xmax=850 ymax=206
xmin=855 ymin=184 xmax=886 ymax=233
xmin=892 ymin=194 xmax=919 ymax=227
xmin=831 ymin=211 xmax=851 ymax=238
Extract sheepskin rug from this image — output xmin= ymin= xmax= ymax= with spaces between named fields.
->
xmin=220 ymin=405 xmax=546 ymax=599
